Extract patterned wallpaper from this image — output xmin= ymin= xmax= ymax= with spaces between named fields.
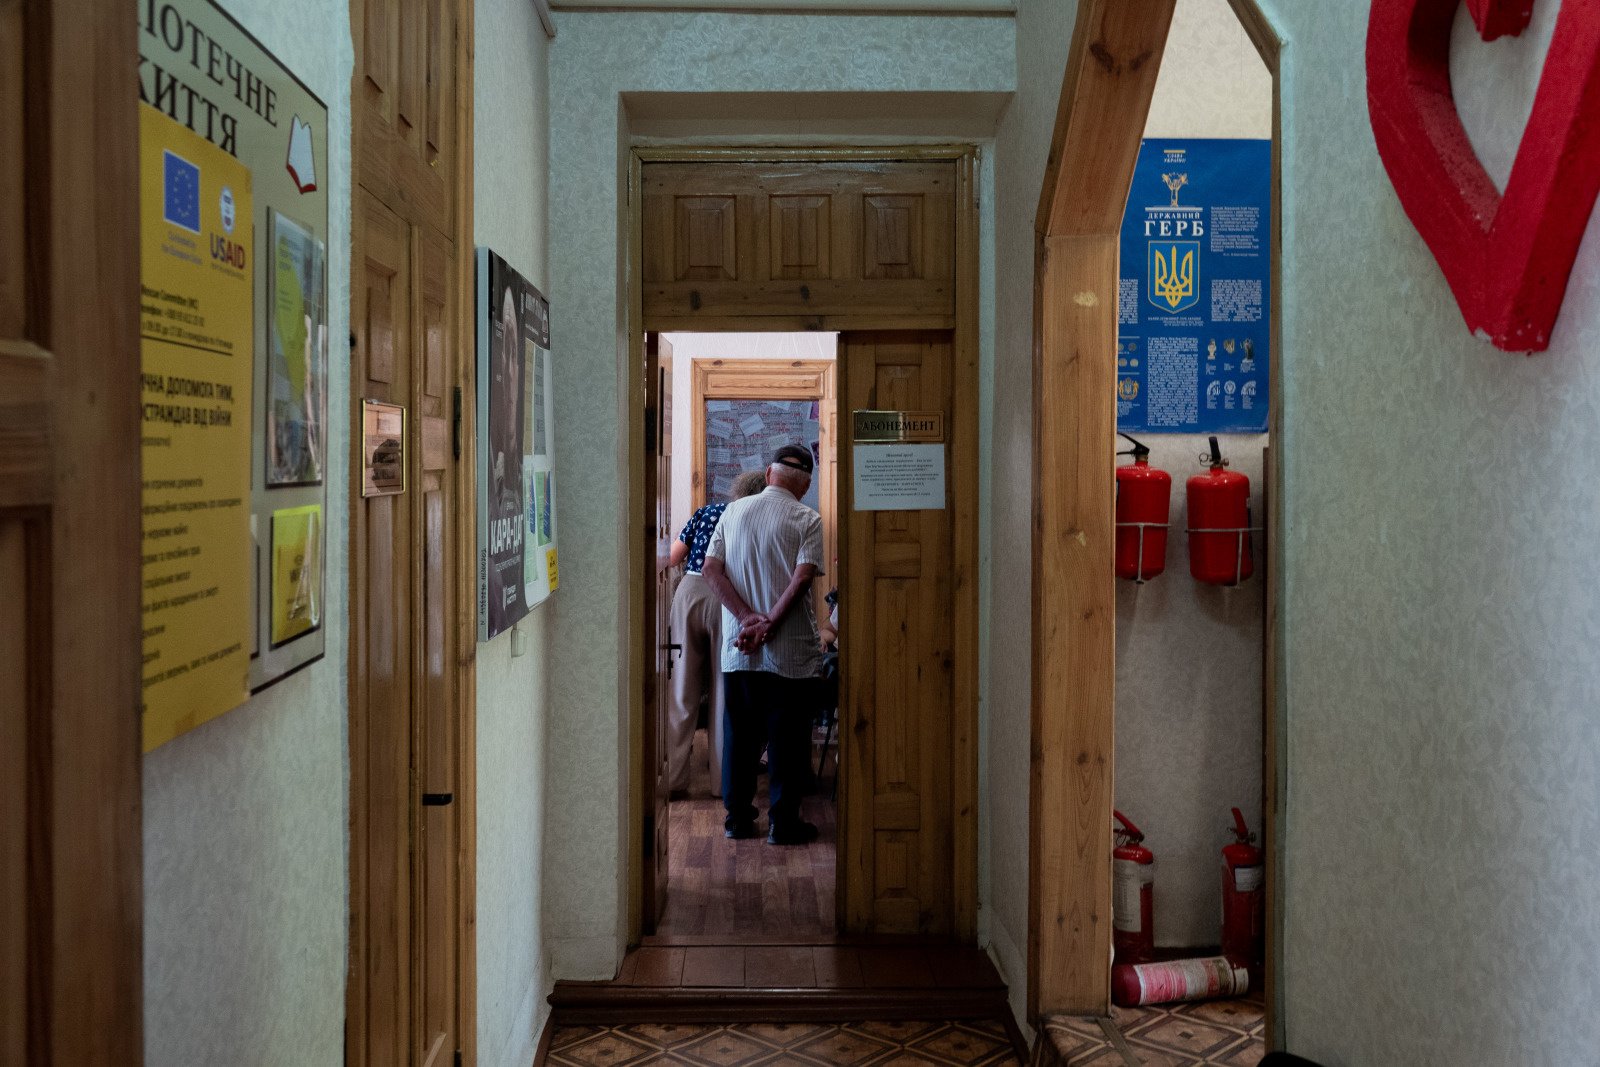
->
xmin=1266 ymin=1 xmax=1600 ymax=1063
xmin=547 ymin=9 xmax=1016 ymax=980
xmin=473 ymin=0 xmax=554 ymax=1063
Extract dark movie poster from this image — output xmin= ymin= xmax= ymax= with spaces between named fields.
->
xmin=476 ymin=249 xmax=548 ymax=640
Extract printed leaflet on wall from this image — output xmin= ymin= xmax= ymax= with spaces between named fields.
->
xmin=139 ymin=105 xmax=254 ymax=750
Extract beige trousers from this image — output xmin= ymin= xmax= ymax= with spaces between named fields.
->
xmin=668 ymin=572 xmax=725 ymax=796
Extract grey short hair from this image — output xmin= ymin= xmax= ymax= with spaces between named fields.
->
xmin=729 ymin=470 xmax=767 ymax=500
xmin=769 ymin=462 xmax=810 ymax=494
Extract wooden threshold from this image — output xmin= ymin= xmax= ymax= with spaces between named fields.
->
xmin=548 ymin=943 xmax=1023 ymax=1056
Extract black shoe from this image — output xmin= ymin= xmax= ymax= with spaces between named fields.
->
xmin=724 ymin=821 xmax=759 ymax=840
xmin=766 ymin=820 xmax=820 ymax=846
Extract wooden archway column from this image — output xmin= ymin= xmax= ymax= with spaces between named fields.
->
xmin=1028 ymin=0 xmax=1284 ymax=1024
xmin=1028 ymin=0 xmax=1178 ymax=1019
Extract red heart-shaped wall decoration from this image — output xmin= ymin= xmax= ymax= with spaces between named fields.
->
xmin=1367 ymin=0 xmax=1600 ymax=352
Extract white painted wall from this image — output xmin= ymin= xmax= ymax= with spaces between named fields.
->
xmin=661 ymin=332 xmax=837 ymax=534
xmin=1262 ymin=1 xmax=1600 ymax=1063
xmin=142 ymin=0 xmax=554 ymax=1063
xmin=473 ymin=0 xmax=553 ymax=1062
xmin=1113 ymin=0 xmax=1272 ymax=950
xmin=547 ymin=8 xmax=1015 ymax=981
xmin=141 ymin=2 xmax=351 ymax=1062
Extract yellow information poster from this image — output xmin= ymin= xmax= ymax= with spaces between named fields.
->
xmin=271 ymin=505 xmax=322 ymax=646
xmin=139 ymin=104 xmax=254 ymax=751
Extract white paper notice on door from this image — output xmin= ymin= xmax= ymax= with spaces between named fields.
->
xmin=853 ymin=444 xmax=946 ymax=511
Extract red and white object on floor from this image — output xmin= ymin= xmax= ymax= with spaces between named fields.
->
xmin=1221 ymin=807 xmax=1265 ymax=974
xmin=1112 ymin=809 xmax=1155 ymax=965
xmin=1186 ymin=436 xmax=1254 ymax=585
xmin=1114 ymin=433 xmax=1171 ymax=583
xmin=1111 ymin=955 xmax=1250 ymax=1008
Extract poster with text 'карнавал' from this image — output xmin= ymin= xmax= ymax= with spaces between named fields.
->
xmin=1116 ymin=138 xmax=1271 ymax=435
xmin=477 ymin=248 xmax=555 ymax=642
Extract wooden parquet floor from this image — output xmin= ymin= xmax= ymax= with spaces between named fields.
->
xmin=546 ymin=1017 xmax=1021 ymax=1066
xmin=658 ymin=728 xmax=836 ymax=940
xmin=1039 ymin=993 xmax=1265 ymax=1066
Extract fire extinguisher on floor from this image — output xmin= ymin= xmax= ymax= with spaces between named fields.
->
xmin=1186 ymin=436 xmax=1255 ymax=585
xmin=1112 ymin=810 xmax=1155 ymax=965
xmin=1115 ymin=433 xmax=1171 ymax=583
xmin=1221 ymin=807 xmax=1264 ymax=976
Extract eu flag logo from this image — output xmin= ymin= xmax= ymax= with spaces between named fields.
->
xmin=162 ymin=150 xmax=201 ymax=233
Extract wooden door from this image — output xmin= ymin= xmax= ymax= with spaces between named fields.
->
xmin=349 ymin=0 xmax=469 ymax=1060
xmin=643 ymin=335 xmax=675 ymax=928
xmin=2 ymin=0 xmax=143 ymax=1059
xmin=838 ymin=331 xmax=956 ymax=936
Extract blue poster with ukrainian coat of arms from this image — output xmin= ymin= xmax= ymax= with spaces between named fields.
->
xmin=1116 ymin=138 xmax=1271 ymax=434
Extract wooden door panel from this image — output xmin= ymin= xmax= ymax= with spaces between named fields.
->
xmin=2 ymin=0 xmax=141 ymax=1056
xmin=642 ymin=334 xmax=674 ymax=930
xmin=355 ymin=0 xmax=453 ymax=230
xmin=416 ymin=227 xmax=458 ymax=1067
xmin=642 ymin=161 xmax=955 ymax=325
xmin=841 ymin=332 xmax=955 ymax=937
xmin=353 ymin=189 xmax=413 ymax=1067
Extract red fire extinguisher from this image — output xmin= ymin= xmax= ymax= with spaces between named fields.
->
xmin=1113 ymin=810 xmax=1155 ymax=965
xmin=1115 ymin=433 xmax=1171 ymax=583
xmin=1220 ymin=807 xmax=1264 ymax=974
xmin=1186 ymin=436 xmax=1254 ymax=585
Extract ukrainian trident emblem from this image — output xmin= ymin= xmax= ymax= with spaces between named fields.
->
xmin=1149 ymin=241 xmax=1199 ymax=313
xmin=1161 ymin=172 xmax=1188 ymax=208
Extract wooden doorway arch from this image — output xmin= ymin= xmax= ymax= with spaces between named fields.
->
xmin=1029 ymin=0 xmax=1284 ymax=1034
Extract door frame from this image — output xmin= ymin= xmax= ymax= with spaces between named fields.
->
xmin=344 ymin=0 xmax=478 ymax=1059
xmin=626 ymin=145 xmax=982 ymax=945
xmin=3 ymin=0 xmax=143 ymax=1058
xmin=1028 ymin=0 xmax=1286 ymax=1037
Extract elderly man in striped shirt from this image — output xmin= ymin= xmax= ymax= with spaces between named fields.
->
xmin=702 ymin=444 xmax=826 ymax=845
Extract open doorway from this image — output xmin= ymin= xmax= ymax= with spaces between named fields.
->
xmin=657 ymin=332 xmax=840 ymax=939
xmin=630 ymin=148 xmax=984 ymax=954
xmin=1028 ymin=0 xmax=1285 ymax=1048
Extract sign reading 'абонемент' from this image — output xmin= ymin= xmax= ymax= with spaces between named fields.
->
xmin=852 ymin=409 xmax=945 ymax=443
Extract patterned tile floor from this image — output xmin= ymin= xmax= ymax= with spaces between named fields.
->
xmin=547 ymin=1018 xmax=1021 ymax=1066
xmin=1039 ymin=995 xmax=1264 ymax=1067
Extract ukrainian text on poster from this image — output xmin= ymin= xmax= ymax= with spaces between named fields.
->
xmin=1117 ymin=139 xmax=1271 ymax=435
xmin=139 ymin=105 xmax=254 ymax=750
xmin=138 ymin=0 xmax=332 ymax=695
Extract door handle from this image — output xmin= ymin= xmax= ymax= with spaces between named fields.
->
xmin=422 ymin=792 xmax=454 ymax=807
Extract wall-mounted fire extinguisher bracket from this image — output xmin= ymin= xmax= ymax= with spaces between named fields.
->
xmin=1185 ymin=436 xmax=1261 ymax=586
xmin=1115 ymin=433 xmax=1172 ymax=584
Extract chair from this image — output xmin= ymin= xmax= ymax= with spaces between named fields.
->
xmin=814 ymin=653 xmax=840 ymax=799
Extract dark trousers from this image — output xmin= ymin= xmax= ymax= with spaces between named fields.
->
xmin=721 ymin=670 xmax=812 ymax=831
